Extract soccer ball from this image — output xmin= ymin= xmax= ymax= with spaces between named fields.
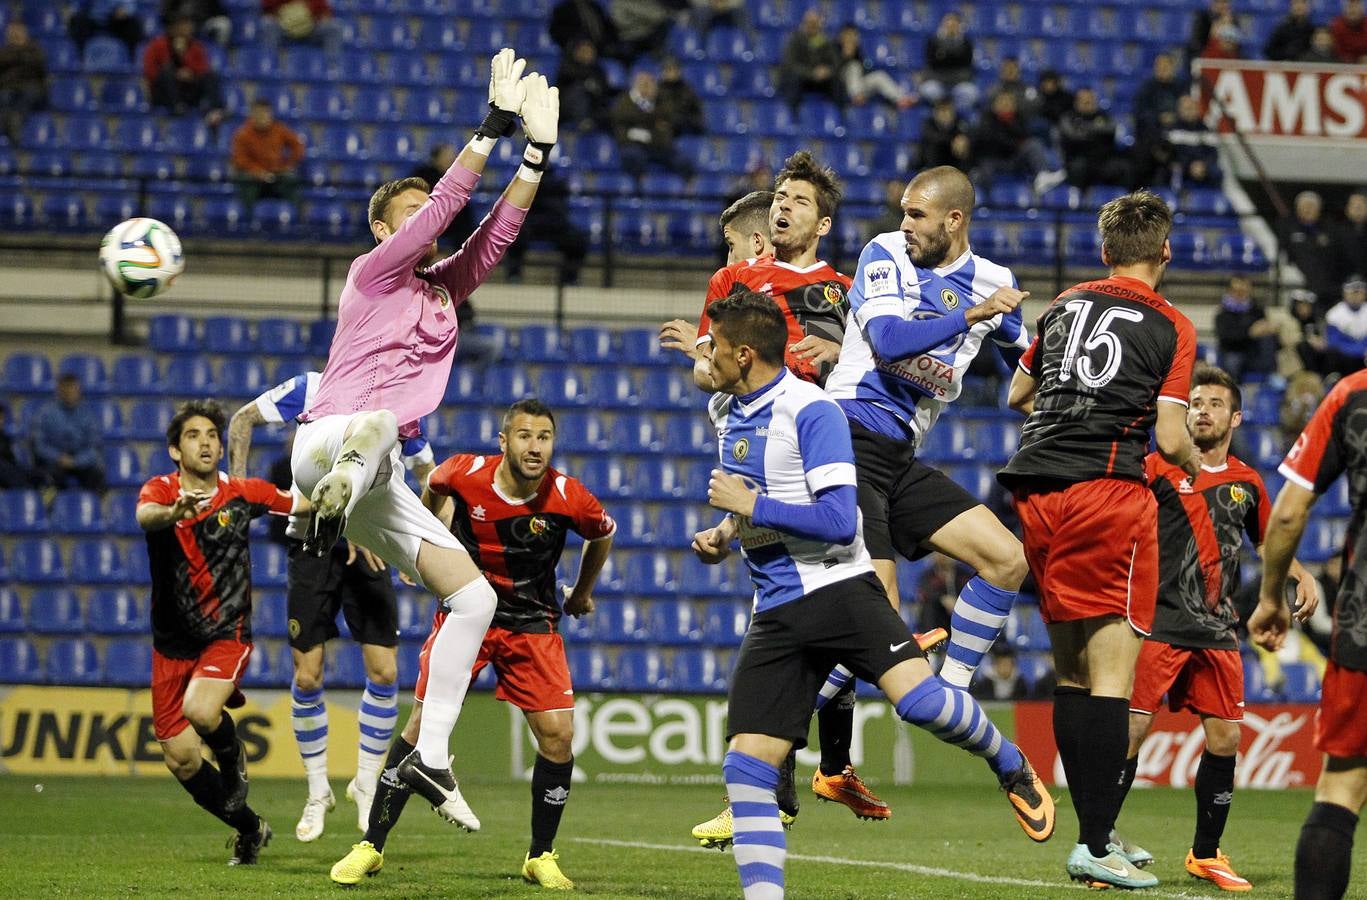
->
xmin=99 ymin=217 xmax=184 ymax=299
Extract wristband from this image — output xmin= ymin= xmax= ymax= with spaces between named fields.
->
xmin=521 ymin=141 xmax=555 ymax=172
xmin=467 ymin=135 xmax=496 ymax=157
xmin=516 ymin=164 xmax=543 ymax=184
xmin=476 ymin=105 xmax=518 ymax=139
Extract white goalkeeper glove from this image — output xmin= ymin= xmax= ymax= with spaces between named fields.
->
xmin=475 ymin=47 xmax=527 ymax=139
xmin=519 ymin=73 xmax=560 ymax=171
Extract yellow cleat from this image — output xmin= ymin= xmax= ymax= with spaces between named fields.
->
xmin=522 ymin=850 xmax=575 ymax=890
xmin=690 ymin=798 xmax=796 ymax=850
xmin=330 ymin=841 xmax=383 ymax=886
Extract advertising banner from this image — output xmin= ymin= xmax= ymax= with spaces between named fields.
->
xmin=1195 ymin=58 xmax=1367 ymax=141
xmin=1013 ymin=701 xmax=1322 ymax=789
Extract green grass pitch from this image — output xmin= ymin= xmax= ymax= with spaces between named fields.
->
xmin=0 ymin=768 xmax=1356 ymax=898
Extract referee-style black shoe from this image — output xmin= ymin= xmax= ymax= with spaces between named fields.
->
xmin=227 ymin=819 xmax=271 ymax=866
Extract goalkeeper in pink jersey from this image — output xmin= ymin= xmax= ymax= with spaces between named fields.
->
xmin=291 ymin=48 xmax=559 ymax=826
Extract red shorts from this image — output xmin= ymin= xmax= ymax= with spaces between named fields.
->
xmin=1316 ymin=661 xmax=1367 ymax=758
xmin=151 ymin=639 xmax=252 ymax=741
xmin=1013 ymin=478 xmax=1158 ymax=632
xmin=1130 ymin=640 xmax=1244 ymax=721
xmin=414 ymin=612 xmax=573 ymax=713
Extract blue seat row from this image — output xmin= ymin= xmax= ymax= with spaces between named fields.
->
xmin=0 ymin=636 xmax=150 ymax=686
xmin=0 ymin=587 xmax=144 ymax=635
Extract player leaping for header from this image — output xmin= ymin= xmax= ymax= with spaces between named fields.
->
xmin=291 ymin=48 xmax=558 ymax=826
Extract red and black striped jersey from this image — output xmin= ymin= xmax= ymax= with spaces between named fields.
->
xmin=138 ymin=472 xmax=293 ymax=658
xmin=428 ymin=453 xmax=615 ymax=634
xmin=696 ymin=256 xmax=852 ymax=387
xmin=1280 ymin=368 xmax=1367 ymax=671
xmin=1146 ymin=452 xmax=1270 ymax=650
xmin=1000 ymin=275 xmax=1197 ymax=486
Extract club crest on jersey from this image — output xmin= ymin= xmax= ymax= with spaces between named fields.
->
xmin=217 ymin=509 xmax=232 ymax=527
xmin=941 ymin=288 xmax=960 ymax=310
xmin=432 ymin=284 xmax=452 ymax=309
xmin=529 ymin=515 xmax=548 ymax=535
xmin=822 ymin=283 xmax=845 ymax=307
xmin=1229 ymin=484 xmax=1247 ymax=504
xmin=733 ymin=438 xmax=750 ymax=461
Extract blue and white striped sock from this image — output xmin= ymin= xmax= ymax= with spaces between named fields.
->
xmin=813 ymin=665 xmax=854 ymax=712
xmin=723 ymin=750 xmax=785 ymax=900
xmin=941 ymin=577 xmax=1016 ymax=688
xmin=894 ymin=677 xmax=1024 ymax=779
xmin=357 ymin=678 xmax=398 ymax=784
xmin=291 ymin=683 xmax=330 ymax=798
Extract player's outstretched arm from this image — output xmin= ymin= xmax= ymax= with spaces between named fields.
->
xmin=564 ymin=533 xmax=612 ymax=617
xmin=226 ymin=400 xmax=266 ymax=479
xmin=1155 ymin=400 xmax=1200 ymax=478
xmin=136 ymin=493 xmax=208 ymax=531
xmin=1250 ymin=480 xmax=1316 ymax=650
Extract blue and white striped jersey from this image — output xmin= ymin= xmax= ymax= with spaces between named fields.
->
xmin=709 ymin=370 xmax=873 ymax=612
xmin=255 ymin=371 xmax=432 ymax=467
xmin=825 ymin=234 xmax=1029 ymax=444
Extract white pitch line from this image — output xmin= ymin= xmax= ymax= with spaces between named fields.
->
xmin=571 ymin=837 xmax=1210 ymax=898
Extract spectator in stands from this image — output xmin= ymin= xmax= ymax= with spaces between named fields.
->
xmin=549 ymin=0 xmax=624 ymax=59
xmin=1202 ymin=20 xmax=1245 ymax=59
xmin=1168 ymin=94 xmax=1221 ymax=188
xmin=1301 ymin=25 xmax=1340 ymax=62
xmin=31 ymin=374 xmax=104 ymax=491
xmin=1288 ymin=288 xmax=1331 ymax=374
xmin=0 ymin=23 xmax=49 ymax=147
xmin=259 ymin=0 xmax=342 ymax=57
xmin=0 ymin=402 xmax=44 ymax=489
xmin=609 ymin=0 xmax=674 ymax=62
xmin=68 ymin=0 xmax=144 ymax=60
xmin=987 ymin=57 xmax=1037 ymax=123
xmin=1281 ymin=190 xmax=1348 ymax=315
xmin=611 ymin=70 xmax=696 ymax=189
xmin=1057 ymin=88 xmax=1129 ymax=191
xmin=1343 ymin=192 xmax=1367 ymax=276
xmin=230 ymin=97 xmax=304 ymax=210
xmin=1035 ymin=69 xmax=1072 ymax=129
xmin=724 ymin=161 xmax=772 ymax=207
xmin=142 ymin=15 xmax=225 ymax=125
xmin=1187 ymin=0 xmax=1232 ymax=62
xmin=920 ymin=11 xmax=977 ymax=110
xmin=778 ymin=9 xmax=841 ymax=112
xmin=1214 ymin=275 xmax=1279 ymax=383
xmin=1133 ymin=53 xmax=1185 ymax=145
xmin=872 ymin=178 xmax=905 ymax=235
xmin=688 ymin=0 xmax=752 ymax=39
xmin=1265 ymin=0 xmax=1317 ymax=60
xmin=657 ymin=55 xmax=705 ymax=136
xmin=918 ymin=97 xmax=966 ymax=169
xmin=504 ymin=169 xmax=589 ymax=287
xmin=557 ymin=38 xmax=615 ymax=134
xmin=410 ymin=144 xmax=475 ymax=248
xmin=969 ymin=92 xmax=1049 ymax=188
xmin=1333 ymin=0 xmax=1367 ymax=62
xmin=969 ymin=642 xmax=1028 ymax=702
xmin=836 ymin=24 xmax=916 ymax=111
xmin=161 ymin=0 xmax=231 ymax=46
xmin=1322 ymin=275 xmax=1367 ymax=375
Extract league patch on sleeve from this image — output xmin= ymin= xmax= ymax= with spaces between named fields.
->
xmin=863 ymin=261 xmax=897 ymax=297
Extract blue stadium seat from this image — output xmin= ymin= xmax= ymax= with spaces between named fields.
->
xmin=449 ymin=408 xmax=501 ymax=451
xmin=560 ymin=607 xmax=596 ymax=642
xmin=482 ymin=364 xmax=536 ymax=406
xmin=1280 ymin=661 xmax=1320 ymax=702
xmin=327 ymin=642 xmax=368 ymax=688
xmin=619 ymin=328 xmax=673 ymax=367
xmin=104 ymin=445 xmax=148 ymax=488
xmin=254 ymin=542 xmax=289 ymax=588
xmin=612 ymin=502 xmax=655 ymax=547
xmin=240 ymin=641 xmax=286 ymax=688
xmin=252 ymin=590 xmax=288 ymax=638
xmin=50 ymin=78 xmax=96 ymax=112
xmin=1249 ymin=427 xmax=1285 ymax=470
xmin=203 ymin=315 xmax=254 ymax=354
xmin=1321 ymin=477 xmax=1352 ymax=518
xmin=396 ymin=638 xmax=422 ymax=687
xmin=632 ymin=458 xmax=707 ymax=501
xmin=443 ymin=365 xmax=485 ymax=404
xmin=567 ymin=326 xmax=615 ymax=365
xmin=677 ymin=555 xmax=744 ymax=598
xmin=537 ymin=366 xmax=592 ymax=407
xmin=165 ymin=356 xmax=219 ymax=393
xmin=397 ymin=592 xmax=433 ymax=640
xmin=673 ymin=648 xmax=729 ymax=693
xmin=104 ymin=639 xmax=152 ymax=686
xmin=148 ymin=314 xmax=198 ymax=353
xmin=0 ymin=489 xmax=47 ymax=533
xmin=0 ymin=637 xmax=40 ymax=683
xmin=654 ymin=504 xmax=707 ymax=548
xmin=4 ymin=352 xmax=53 ymax=393
xmin=622 ymin=550 xmax=680 ymax=595
xmin=11 ymin=538 xmax=65 ymax=583
xmin=39 ymin=194 xmax=87 ymax=231
xmin=516 ymin=324 xmax=566 ymax=362
xmin=256 ymin=319 xmax=307 ymax=356
xmin=578 ymin=457 xmax=634 ymax=499
xmin=1299 ymin=518 xmax=1343 ymax=563
xmin=555 ymin=411 xmax=610 ymax=453
xmin=126 ymin=399 xmax=174 ymax=441
xmin=219 ymin=357 xmax=271 ymax=400
xmin=1006 ymin=607 xmax=1051 ymax=652
xmin=50 ymin=490 xmax=104 ymax=534
xmin=639 ymin=369 xmax=702 ymax=411
xmin=46 ymin=638 xmax=102 ymax=685
xmin=1016 ymin=653 xmax=1053 ymax=692
xmin=0 ymin=588 xmax=23 ymax=633
xmin=87 ymin=588 xmax=146 ymax=635
xmin=71 ymin=539 xmax=129 ymax=584
xmin=566 ymin=645 xmax=614 ymax=689
xmin=586 ymin=368 xmax=641 ymax=409
xmin=616 ymin=647 xmax=670 ymax=691
xmin=54 ymin=353 xmax=107 ymax=394
xmin=28 ymin=588 xmax=84 ymax=634
xmin=648 ymin=598 xmax=704 ymax=644
xmin=595 ymin=599 xmax=650 ymax=642
xmin=110 ymin=354 xmax=163 ymax=396
xmin=302 ymin=84 xmax=350 ymax=121
xmin=610 ymin=412 xmax=663 ymax=453
xmin=661 ymin=414 xmax=716 ymax=457
xmin=970 ymin=420 xmax=1020 ymax=465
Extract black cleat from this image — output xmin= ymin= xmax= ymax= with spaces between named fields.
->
xmin=396 ymin=750 xmax=481 ymax=831
xmin=777 ymin=750 xmax=800 ymax=819
xmin=220 ymin=739 xmax=249 ymax=814
xmin=227 ymin=819 xmax=272 ymax=866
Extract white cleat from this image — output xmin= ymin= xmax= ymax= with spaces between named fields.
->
xmin=295 ymin=790 xmax=336 ymax=842
xmin=346 ymin=775 xmax=377 ymax=833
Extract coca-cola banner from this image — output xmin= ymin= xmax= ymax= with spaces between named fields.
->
xmin=1194 ymin=58 xmax=1367 ymax=141
xmin=1013 ymin=702 xmax=1323 ymax=789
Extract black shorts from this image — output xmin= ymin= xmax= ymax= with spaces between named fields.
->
xmin=726 ymin=573 xmax=925 ymax=748
xmin=850 ymin=421 xmax=981 ymax=562
xmin=286 ymin=541 xmax=399 ymax=651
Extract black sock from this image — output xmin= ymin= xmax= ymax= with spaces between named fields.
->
xmin=1118 ymin=754 xmax=1139 ymax=809
xmin=1192 ymin=751 xmax=1236 ymax=859
xmin=1056 ymin=690 xmax=1128 ymax=857
xmin=1295 ymin=801 xmax=1358 ymax=900
xmin=1052 ymin=687 xmax=1090 ymax=848
xmin=195 ymin=711 xmax=239 ymax=765
xmin=776 ymin=750 xmax=799 ymax=817
xmin=179 ymin=762 xmax=259 ymax=833
xmin=529 ymin=754 xmax=575 ymax=857
xmin=817 ymin=685 xmax=856 ymax=776
xmin=364 ymin=737 xmax=415 ymax=852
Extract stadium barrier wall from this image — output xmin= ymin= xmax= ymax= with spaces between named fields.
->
xmin=1013 ymin=701 xmax=1322 ymax=789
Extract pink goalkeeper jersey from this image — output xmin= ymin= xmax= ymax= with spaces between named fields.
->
xmin=301 ymin=160 xmax=527 ymax=436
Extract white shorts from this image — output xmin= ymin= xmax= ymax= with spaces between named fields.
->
xmin=292 ymin=414 xmax=464 ymax=585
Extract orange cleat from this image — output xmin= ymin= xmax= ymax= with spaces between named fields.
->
xmin=1185 ymin=849 xmax=1252 ymax=892
xmin=914 ymin=627 xmax=949 ymax=653
xmin=811 ymin=765 xmax=891 ymax=820
xmin=999 ymin=760 xmax=1055 ymax=843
